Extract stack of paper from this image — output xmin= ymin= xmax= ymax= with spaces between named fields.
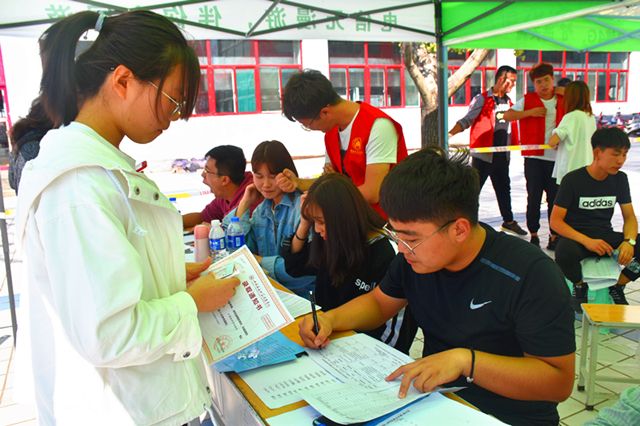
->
xmin=299 ymin=334 xmax=463 ymax=424
xmin=366 ymin=392 xmax=507 ymax=425
xmin=241 ymin=333 xmax=461 ymax=422
xmin=581 ymin=256 xmax=622 ymax=290
xmin=266 ymin=392 xmax=507 ymax=425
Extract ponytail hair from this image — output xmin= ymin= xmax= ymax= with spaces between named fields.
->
xmin=10 ymin=97 xmax=53 ymax=152
xmin=39 ymin=11 xmax=199 ymax=127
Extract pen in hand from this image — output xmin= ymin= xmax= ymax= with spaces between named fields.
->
xmin=309 ymin=290 xmax=320 ymax=336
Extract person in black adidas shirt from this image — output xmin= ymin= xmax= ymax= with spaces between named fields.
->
xmin=299 ymin=148 xmax=575 ymax=426
xmin=283 ymin=173 xmax=417 ymax=354
xmin=551 ymin=127 xmax=639 ymax=313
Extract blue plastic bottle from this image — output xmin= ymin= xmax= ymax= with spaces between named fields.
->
xmin=226 ymin=217 xmax=245 ymax=253
xmin=209 ymin=220 xmax=227 ymax=261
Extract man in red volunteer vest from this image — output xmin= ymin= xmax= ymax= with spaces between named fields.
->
xmin=277 ymin=69 xmax=407 ymax=219
xmin=505 ymin=63 xmax=565 ymax=250
xmin=449 ymin=65 xmax=527 ymax=237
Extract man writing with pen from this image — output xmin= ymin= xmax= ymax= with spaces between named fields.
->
xmin=299 ymin=147 xmax=575 ymax=426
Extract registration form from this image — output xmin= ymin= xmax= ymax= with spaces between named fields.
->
xmin=240 ymin=355 xmax=341 ymax=408
xmin=199 ymin=246 xmax=294 ymax=362
xmin=241 ymin=333 xmax=461 ymax=415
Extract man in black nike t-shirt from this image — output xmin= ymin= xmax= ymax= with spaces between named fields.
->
xmin=299 ymin=147 xmax=575 ymax=426
xmin=551 ymin=127 xmax=640 ymax=313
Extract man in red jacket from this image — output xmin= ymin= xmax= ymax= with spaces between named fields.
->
xmin=277 ymin=69 xmax=407 ymax=218
xmin=505 ymin=63 xmax=564 ymax=250
xmin=448 ymin=65 xmax=527 ymax=237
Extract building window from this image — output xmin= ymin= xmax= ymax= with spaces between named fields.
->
xmin=194 ymin=40 xmax=301 ymax=116
xmin=447 ymin=50 xmax=497 ymax=106
xmin=516 ymin=50 xmax=629 ymax=103
xmin=328 ymin=42 xmax=417 ymax=108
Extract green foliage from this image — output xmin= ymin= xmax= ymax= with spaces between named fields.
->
xmin=414 ymin=42 xmax=470 ymax=54
xmin=514 ymin=49 xmax=526 ymax=61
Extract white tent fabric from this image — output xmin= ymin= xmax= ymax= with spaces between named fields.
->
xmin=0 ymin=0 xmax=436 ymax=41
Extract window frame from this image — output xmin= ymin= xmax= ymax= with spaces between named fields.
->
xmin=194 ymin=40 xmax=303 ymax=116
xmin=328 ymin=42 xmax=411 ymax=109
xmin=516 ymin=50 xmax=630 ymax=104
xmin=447 ymin=50 xmax=497 ymax=107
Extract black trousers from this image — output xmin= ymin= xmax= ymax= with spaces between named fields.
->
xmin=555 ymin=230 xmax=640 ymax=283
xmin=524 ymin=158 xmax=558 ymax=234
xmin=472 ymin=155 xmax=513 ymax=223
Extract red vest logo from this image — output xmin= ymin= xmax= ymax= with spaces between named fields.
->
xmin=349 ymin=137 xmax=364 ymax=154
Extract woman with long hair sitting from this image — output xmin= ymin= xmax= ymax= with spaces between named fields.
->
xmin=284 ymin=173 xmax=417 ymax=354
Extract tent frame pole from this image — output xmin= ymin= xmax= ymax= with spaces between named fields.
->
xmin=436 ymin=0 xmax=448 ymax=150
xmin=521 ymin=29 xmax=579 ymax=51
xmin=0 ymin=175 xmax=17 ymax=346
xmin=584 ymin=28 xmax=640 ymax=51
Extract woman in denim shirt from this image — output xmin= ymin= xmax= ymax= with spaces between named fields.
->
xmin=225 ymin=140 xmax=314 ymax=296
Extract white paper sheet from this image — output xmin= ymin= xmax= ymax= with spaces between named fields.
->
xmin=372 ymin=392 xmax=507 ymax=425
xmin=306 ymin=333 xmax=413 ymax=388
xmin=265 ymin=405 xmax=320 ymax=426
xmin=299 ymin=334 xmax=466 ymax=424
xmin=239 ymin=355 xmax=341 ymax=409
xmin=198 ymin=246 xmax=294 ymax=362
xmin=275 ymin=288 xmax=322 ymax=318
xmin=302 ymin=381 xmax=428 ymax=424
xmin=183 ymin=232 xmax=195 ymax=245
xmin=580 ymin=256 xmax=622 ymax=290
xmin=264 ymin=393 xmax=505 ymax=426
xmin=581 ymin=256 xmax=621 ymax=280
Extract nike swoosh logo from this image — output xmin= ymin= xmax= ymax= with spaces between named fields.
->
xmin=469 ymin=299 xmax=492 ymax=310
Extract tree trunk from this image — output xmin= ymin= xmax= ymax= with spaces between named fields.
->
xmin=403 ymin=43 xmax=489 ymax=148
xmin=421 ymin=108 xmax=439 ymax=147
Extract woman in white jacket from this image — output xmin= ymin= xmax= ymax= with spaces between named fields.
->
xmin=549 ymin=81 xmax=597 ymax=185
xmin=16 ymin=11 xmax=239 ymax=425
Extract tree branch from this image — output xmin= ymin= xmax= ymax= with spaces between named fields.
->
xmin=448 ymin=49 xmax=489 ymax=95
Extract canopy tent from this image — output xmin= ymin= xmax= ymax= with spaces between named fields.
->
xmin=1 ymin=0 xmax=639 ymax=139
xmin=1 ymin=1 xmax=639 ymax=51
xmin=436 ymin=0 xmax=640 ymax=146
xmin=0 ymin=0 xmax=437 ymax=41
xmin=443 ymin=1 xmax=640 ymax=52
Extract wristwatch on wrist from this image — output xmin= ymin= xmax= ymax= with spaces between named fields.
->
xmin=624 ymin=238 xmax=636 ymax=246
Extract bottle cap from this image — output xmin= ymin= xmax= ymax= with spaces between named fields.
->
xmin=231 ymin=216 xmax=240 ymax=222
